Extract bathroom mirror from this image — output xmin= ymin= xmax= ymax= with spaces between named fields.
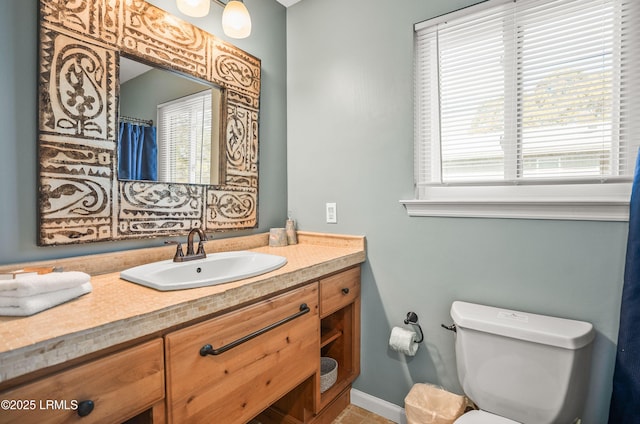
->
xmin=38 ymin=0 xmax=261 ymax=246
xmin=119 ymin=56 xmax=223 ymax=185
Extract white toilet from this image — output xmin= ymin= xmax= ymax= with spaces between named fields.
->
xmin=449 ymin=301 xmax=595 ymax=424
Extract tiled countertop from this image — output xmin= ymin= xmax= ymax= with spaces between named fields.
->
xmin=0 ymin=232 xmax=366 ymax=384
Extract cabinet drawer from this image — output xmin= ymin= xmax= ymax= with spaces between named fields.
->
xmin=165 ymin=284 xmax=319 ymax=424
xmin=0 ymin=339 xmax=164 ymax=424
xmin=320 ymin=267 xmax=360 ymax=318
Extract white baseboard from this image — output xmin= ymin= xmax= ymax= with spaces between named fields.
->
xmin=350 ymin=388 xmax=407 ymax=424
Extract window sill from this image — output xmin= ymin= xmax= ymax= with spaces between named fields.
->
xmin=400 ymin=183 xmax=631 ymax=221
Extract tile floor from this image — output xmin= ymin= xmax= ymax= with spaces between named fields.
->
xmin=332 ymin=404 xmax=395 ymax=424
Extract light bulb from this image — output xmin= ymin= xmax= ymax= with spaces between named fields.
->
xmin=176 ymin=0 xmax=210 ymax=18
xmin=222 ymin=0 xmax=252 ymax=39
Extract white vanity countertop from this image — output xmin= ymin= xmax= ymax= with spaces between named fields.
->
xmin=0 ymin=232 xmax=366 ymax=384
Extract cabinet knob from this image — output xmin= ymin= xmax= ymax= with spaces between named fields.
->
xmin=77 ymin=400 xmax=94 ymax=417
xmin=341 ymin=287 xmax=350 ymax=295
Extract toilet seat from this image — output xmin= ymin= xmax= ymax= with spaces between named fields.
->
xmin=454 ymin=410 xmax=521 ymax=424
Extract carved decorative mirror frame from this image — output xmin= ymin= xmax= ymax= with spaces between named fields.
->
xmin=38 ymin=0 xmax=260 ymax=246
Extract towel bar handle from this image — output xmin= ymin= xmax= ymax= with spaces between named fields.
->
xmin=200 ymin=303 xmax=311 ymax=356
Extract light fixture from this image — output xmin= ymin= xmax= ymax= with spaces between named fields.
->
xmin=176 ymin=0 xmax=252 ymax=39
xmin=221 ymin=0 xmax=252 ymax=39
xmin=176 ymin=0 xmax=210 ymax=18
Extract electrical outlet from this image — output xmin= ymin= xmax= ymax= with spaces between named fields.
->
xmin=326 ymin=202 xmax=337 ymax=224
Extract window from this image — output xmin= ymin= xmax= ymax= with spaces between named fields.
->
xmin=157 ymin=90 xmax=214 ymax=185
xmin=404 ymin=0 xmax=640 ymax=220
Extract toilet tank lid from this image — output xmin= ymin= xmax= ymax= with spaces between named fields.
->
xmin=451 ymin=301 xmax=595 ymax=349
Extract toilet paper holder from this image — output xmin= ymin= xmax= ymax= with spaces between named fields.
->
xmin=404 ymin=311 xmax=424 ymax=343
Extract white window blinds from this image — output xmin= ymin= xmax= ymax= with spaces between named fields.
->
xmin=414 ymin=0 xmax=640 ymax=187
xmin=157 ymin=90 xmax=213 ymax=185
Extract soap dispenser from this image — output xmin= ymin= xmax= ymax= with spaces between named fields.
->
xmin=285 ymin=212 xmax=297 ymax=245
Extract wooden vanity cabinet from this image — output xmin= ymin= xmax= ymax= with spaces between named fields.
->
xmin=0 ymin=266 xmax=361 ymax=424
xmin=0 ymin=339 xmax=165 ymax=424
xmin=164 ymin=284 xmax=320 ymax=424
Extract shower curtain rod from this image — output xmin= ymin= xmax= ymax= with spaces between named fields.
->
xmin=119 ymin=116 xmax=153 ymax=126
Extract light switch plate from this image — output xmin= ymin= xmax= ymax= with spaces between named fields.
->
xmin=326 ymin=202 xmax=337 ymax=224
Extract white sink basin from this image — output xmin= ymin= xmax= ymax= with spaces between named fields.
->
xmin=120 ymin=251 xmax=287 ymax=291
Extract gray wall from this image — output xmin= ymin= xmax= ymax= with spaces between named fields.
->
xmin=0 ymin=0 xmax=287 ymax=265
xmin=285 ymin=1 xmax=626 ymax=422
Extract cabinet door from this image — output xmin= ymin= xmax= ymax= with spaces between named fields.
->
xmin=165 ymin=284 xmax=319 ymax=424
xmin=0 ymin=339 xmax=164 ymax=424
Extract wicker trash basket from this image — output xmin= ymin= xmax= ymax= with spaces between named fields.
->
xmin=405 ymin=383 xmax=466 ymax=424
xmin=320 ymin=357 xmax=338 ymax=393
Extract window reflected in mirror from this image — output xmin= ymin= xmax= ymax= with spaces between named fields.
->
xmin=118 ymin=56 xmax=222 ymax=185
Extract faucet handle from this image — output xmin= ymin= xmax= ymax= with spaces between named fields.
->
xmin=165 ymin=241 xmax=184 ymax=262
xmin=196 ymin=241 xmax=207 ymax=257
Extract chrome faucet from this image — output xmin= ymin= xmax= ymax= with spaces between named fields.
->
xmin=165 ymin=228 xmax=208 ymax=262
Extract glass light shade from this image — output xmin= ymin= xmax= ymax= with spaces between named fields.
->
xmin=176 ymin=0 xmax=210 ymax=18
xmin=222 ymin=0 xmax=252 ymax=39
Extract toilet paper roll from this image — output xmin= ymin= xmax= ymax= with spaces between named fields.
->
xmin=389 ymin=326 xmax=419 ymax=356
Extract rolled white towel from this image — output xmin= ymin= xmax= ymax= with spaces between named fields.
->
xmin=0 ymin=282 xmax=92 ymax=316
xmin=0 ymin=271 xmax=90 ymax=297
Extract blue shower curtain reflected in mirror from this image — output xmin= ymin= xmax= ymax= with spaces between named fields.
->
xmin=609 ymin=151 xmax=640 ymax=422
xmin=117 ymin=122 xmax=157 ymax=181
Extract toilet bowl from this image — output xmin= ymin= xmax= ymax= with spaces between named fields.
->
xmin=448 ymin=301 xmax=594 ymax=424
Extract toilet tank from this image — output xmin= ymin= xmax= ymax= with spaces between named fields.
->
xmin=451 ymin=301 xmax=594 ymax=424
